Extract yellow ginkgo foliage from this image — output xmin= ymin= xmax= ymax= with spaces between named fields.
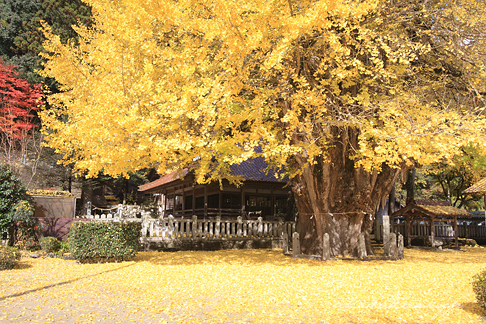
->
xmin=40 ymin=0 xmax=486 ymax=256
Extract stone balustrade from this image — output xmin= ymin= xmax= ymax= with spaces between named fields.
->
xmin=141 ymin=215 xmax=296 ymax=241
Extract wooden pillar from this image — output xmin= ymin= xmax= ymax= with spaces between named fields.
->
xmin=241 ymin=188 xmax=245 ymax=218
xmin=182 ymin=185 xmax=185 ymax=217
xmin=192 ymin=187 xmax=196 ymax=216
xmin=407 ymin=215 xmax=412 ymax=247
xmin=272 ymin=188 xmax=276 ymax=217
xmin=218 ymin=190 xmax=222 ymax=217
xmin=164 ymin=190 xmax=167 ymax=216
xmin=204 ymin=186 xmax=208 ymax=218
xmin=430 ymin=216 xmax=435 ymax=248
xmin=454 ymin=215 xmax=458 ymax=249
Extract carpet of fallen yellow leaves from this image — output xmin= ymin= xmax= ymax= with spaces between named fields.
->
xmin=1 ymin=247 xmax=486 ymax=323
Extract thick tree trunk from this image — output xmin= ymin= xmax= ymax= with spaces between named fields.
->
xmin=405 ymin=168 xmax=416 ymax=205
xmin=291 ymin=127 xmax=400 ymax=257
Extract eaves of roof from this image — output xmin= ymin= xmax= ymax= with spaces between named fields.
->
xmin=463 ymin=178 xmax=486 ymax=194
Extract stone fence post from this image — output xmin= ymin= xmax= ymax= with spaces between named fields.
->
xmin=398 ymin=234 xmax=404 ymax=259
xmin=322 ymin=233 xmax=330 ymax=261
xmin=358 ymin=233 xmax=367 ymax=259
xmin=215 ymin=216 xmax=221 ymax=238
xmin=282 ymin=232 xmax=289 ymax=254
xmin=278 ymin=217 xmax=284 ymax=237
xmin=292 ymin=232 xmax=300 ymax=257
xmin=388 ymin=232 xmax=397 ymax=259
xmin=192 ymin=215 xmax=198 ymax=238
xmin=237 ymin=216 xmax=242 ymax=237
xmin=168 ymin=215 xmax=174 ymax=238
xmin=383 ymin=215 xmax=390 ymax=256
xmin=257 ymin=217 xmax=263 ymax=237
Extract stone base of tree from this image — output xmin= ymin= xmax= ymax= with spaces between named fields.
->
xmin=141 ymin=237 xmax=283 ymax=251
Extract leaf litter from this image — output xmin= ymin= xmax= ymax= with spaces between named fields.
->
xmin=0 ymin=247 xmax=486 ymax=323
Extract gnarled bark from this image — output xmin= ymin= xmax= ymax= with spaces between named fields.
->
xmin=291 ymin=127 xmax=400 ymax=257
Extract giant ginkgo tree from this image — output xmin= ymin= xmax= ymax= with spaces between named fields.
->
xmin=40 ymin=0 xmax=486 ymax=256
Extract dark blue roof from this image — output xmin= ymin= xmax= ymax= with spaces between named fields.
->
xmin=229 ymin=157 xmax=287 ymax=183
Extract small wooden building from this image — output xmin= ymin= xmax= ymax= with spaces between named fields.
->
xmin=138 ymin=158 xmax=294 ymax=221
xmin=390 ymin=200 xmax=472 ymax=248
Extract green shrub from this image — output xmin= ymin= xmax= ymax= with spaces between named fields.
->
xmin=0 ymin=165 xmax=35 ymax=246
xmin=68 ymin=221 xmax=141 ymax=263
xmin=40 ymin=236 xmax=62 ymax=253
xmin=59 ymin=240 xmax=69 ymax=254
xmin=472 ymin=268 xmax=486 ymax=310
xmin=0 ymin=246 xmax=21 ymax=270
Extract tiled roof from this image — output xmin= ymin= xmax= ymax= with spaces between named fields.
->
xmin=463 ymin=178 xmax=486 ymax=194
xmin=415 ymin=204 xmax=471 ymax=217
xmin=391 ymin=201 xmax=472 ymax=218
xmin=138 ymin=169 xmax=188 ymax=192
xmin=139 ymin=158 xmax=286 ymax=192
xmin=229 ymin=157 xmax=286 ymax=182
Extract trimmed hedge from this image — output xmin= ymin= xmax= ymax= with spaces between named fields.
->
xmin=472 ymin=268 xmax=486 ymax=310
xmin=69 ymin=221 xmax=141 ymax=263
xmin=0 ymin=246 xmax=21 ymax=270
xmin=40 ymin=236 xmax=62 ymax=253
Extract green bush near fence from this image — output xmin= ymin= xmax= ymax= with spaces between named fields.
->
xmin=0 ymin=246 xmax=21 ymax=270
xmin=68 ymin=221 xmax=141 ymax=263
xmin=39 ymin=236 xmax=62 ymax=253
xmin=472 ymin=268 xmax=486 ymax=310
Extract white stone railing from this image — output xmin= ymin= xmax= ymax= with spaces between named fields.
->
xmin=76 ymin=204 xmax=150 ymax=220
xmin=75 ymin=213 xmax=296 ymax=242
xmin=141 ymin=215 xmax=296 ymax=241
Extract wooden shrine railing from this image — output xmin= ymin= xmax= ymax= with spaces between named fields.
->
xmin=375 ymin=223 xmax=486 ymax=241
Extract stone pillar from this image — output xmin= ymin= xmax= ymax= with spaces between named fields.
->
xmin=374 ymin=218 xmax=381 ymax=242
xmin=215 ymin=216 xmax=221 ymax=238
xmin=257 ymin=217 xmax=263 ymax=237
xmin=292 ymin=232 xmax=300 ymax=257
xmin=398 ymin=234 xmax=404 ymax=259
xmin=282 ymin=232 xmax=289 ymax=254
xmin=383 ymin=215 xmax=390 ymax=256
xmin=322 ymin=233 xmax=330 ymax=261
xmin=148 ymin=220 xmax=154 ymax=237
xmin=430 ymin=218 xmax=435 ymax=248
xmin=168 ymin=215 xmax=174 ymax=238
xmin=86 ymin=201 xmax=91 ymax=216
xmin=192 ymin=215 xmax=198 ymax=238
xmin=389 ymin=232 xmax=397 ymax=259
xmin=198 ymin=220 xmax=203 ymax=237
xmin=278 ymin=217 xmax=284 ymax=237
xmin=118 ymin=204 xmax=123 ymax=218
xmin=237 ymin=216 xmax=243 ymax=237
xmin=141 ymin=220 xmax=147 ymax=237
xmin=358 ymin=233 xmax=367 ymax=259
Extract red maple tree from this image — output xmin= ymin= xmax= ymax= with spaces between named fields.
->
xmin=0 ymin=59 xmax=44 ymax=167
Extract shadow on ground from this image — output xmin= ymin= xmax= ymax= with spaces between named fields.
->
xmin=460 ymin=302 xmax=486 ymax=319
xmin=0 ymin=262 xmax=135 ymax=302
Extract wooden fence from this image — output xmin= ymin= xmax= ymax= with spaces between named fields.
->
xmin=375 ymin=223 xmax=486 ymax=242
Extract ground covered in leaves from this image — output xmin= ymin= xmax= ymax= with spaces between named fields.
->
xmin=1 ymin=247 xmax=486 ymax=323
